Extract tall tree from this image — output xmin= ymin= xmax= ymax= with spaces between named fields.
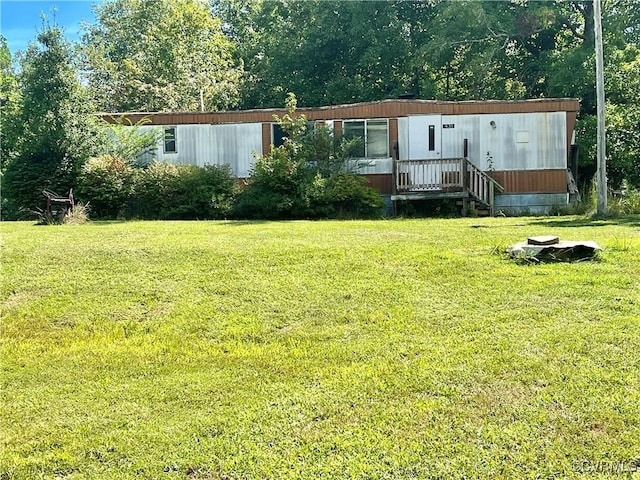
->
xmin=82 ymin=0 xmax=243 ymax=112
xmin=542 ymin=0 xmax=640 ymax=184
xmin=595 ymin=44 xmax=640 ymax=187
xmin=220 ymin=0 xmax=571 ymax=106
xmin=2 ymin=22 xmax=101 ymax=218
xmin=0 ymin=35 xmax=20 ymax=172
xmin=220 ymin=0 xmax=434 ymax=108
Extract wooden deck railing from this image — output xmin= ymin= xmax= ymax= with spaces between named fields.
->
xmin=395 ymin=158 xmax=464 ymax=192
xmin=394 ymin=157 xmax=504 ymax=215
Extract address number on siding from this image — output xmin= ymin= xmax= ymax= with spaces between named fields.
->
xmin=442 ymin=124 xmax=455 ymax=128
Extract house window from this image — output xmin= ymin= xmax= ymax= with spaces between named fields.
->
xmin=271 ymin=123 xmax=286 ymax=147
xmin=164 ymin=126 xmax=177 ymax=154
xmin=272 ymin=122 xmax=317 ymax=147
xmin=342 ymin=119 xmax=388 ymax=158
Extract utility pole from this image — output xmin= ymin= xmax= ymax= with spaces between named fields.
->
xmin=594 ymin=0 xmax=607 ymax=215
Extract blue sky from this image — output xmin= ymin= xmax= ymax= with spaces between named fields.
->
xmin=1 ymin=0 xmax=99 ymax=56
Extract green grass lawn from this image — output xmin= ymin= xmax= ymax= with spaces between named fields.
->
xmin=1 ymin=216 xmax=639 ymax=479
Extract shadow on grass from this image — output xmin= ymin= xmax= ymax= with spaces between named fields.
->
xmin=221 ymin=219 xmax=272 ymax=226
xmin=527 ymin=215 xmax=640 ymax=229
xmin=78 ymin=219 xmax=273 ymax=226
xmin=88 ymin=219 xmax=131 ymax=225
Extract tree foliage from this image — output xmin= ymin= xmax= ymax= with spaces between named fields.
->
xmin=99 ymin=116 xmax=163 ymax=164
xmin=76 ymin=154 xmax=137 ymax=219
xmin=82 ymin=0 xmax=243 ymax=112
xmin=221 ymin=0 xmax=635 ymax=107
xmin=2 ymin=23 xmax=103 ymax=218
xmin=0 ymin=35 xmax=21 ymax=172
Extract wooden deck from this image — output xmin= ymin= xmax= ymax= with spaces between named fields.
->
xmin=392 ymin=158 xmax=504 ymax=215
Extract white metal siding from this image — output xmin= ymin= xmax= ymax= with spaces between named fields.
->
xmin=210 ymin=124 xmax=263 ymax=177
xmin=439 ymin=112 xmax=566 ymax=171
xmin=141 ymin=123 xmax=263 ymax=177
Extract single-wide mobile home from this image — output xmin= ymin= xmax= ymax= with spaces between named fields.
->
xmin=111 ymin=98 xmax=580 ymax=215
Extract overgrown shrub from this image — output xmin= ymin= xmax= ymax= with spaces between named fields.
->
xmin=133 ymin=161 xmax=234 ymax=220
xmin=233 ymin=148 xmax=325 ymax=219
xmin=326 ymin=173 xmax=383 ymax=218
xmin=575 ymin=106 xmax=640 ymax=190
xmin=606 ymin=104 xmax=640 ymax=189
xmin=233 ymin=93 xmax=382 ymax=220
xmin=130 ymin=161 xmax=177 ymax=219
xmin=99 ymin=116 xmax=163 ymax=164
xmin=557 ymin=178 xmax=640 ymax=216
xmin=609 ymin=180 xmax=640 ymax=215
xmin=76 ymin=155 xmax=137 ymax=219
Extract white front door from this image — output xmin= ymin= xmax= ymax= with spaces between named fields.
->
xmin=408 ymin=115 xmax=442 ymax=160
xmin=403 ymin=115 xmax=443 ymax=190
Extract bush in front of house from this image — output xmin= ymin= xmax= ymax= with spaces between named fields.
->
xmin=232 ymin=147 xmax=330 ymax=219
xmin=233 ymin=159 xmax=383 ymax=220
xmin=76 ymin=155 xmax=137 ymax=219
xmin=233 ymin=93 xmax=383 ymax=220
xmin=325 ymin=173 xmax=384 ymax=219
xmin=132 ymin=161 xmax=235 ymax=220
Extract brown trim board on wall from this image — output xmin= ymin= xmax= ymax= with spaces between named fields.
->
xmin=102 ymin=98 xmax=580 ymax=127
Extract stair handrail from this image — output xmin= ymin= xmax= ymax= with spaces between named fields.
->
xmin=464 ymin=158 xmax=504 ymax=215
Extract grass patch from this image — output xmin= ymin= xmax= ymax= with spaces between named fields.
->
xmin=2 ymin=217 xmax=639 ymax=479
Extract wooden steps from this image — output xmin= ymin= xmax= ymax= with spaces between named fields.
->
xmin=393 ymin=157 xmax=504 ymax=216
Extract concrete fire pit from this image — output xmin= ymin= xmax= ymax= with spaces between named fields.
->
xmin=507 ymin=235 xmax=602 ymax=262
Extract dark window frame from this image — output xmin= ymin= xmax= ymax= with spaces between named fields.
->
xmin=271 ymin=122 xmax=317 ymax=148
xmin=164 ymin=126 xmax=177 ymax=154
xmin=342 ymin=118 xmax=389 ymax=159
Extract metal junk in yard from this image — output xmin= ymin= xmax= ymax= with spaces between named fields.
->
xmin=42 ymin=189 xmax=75 ymax=222
xmin=507 ymin=235 xmax=602 ymax=263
